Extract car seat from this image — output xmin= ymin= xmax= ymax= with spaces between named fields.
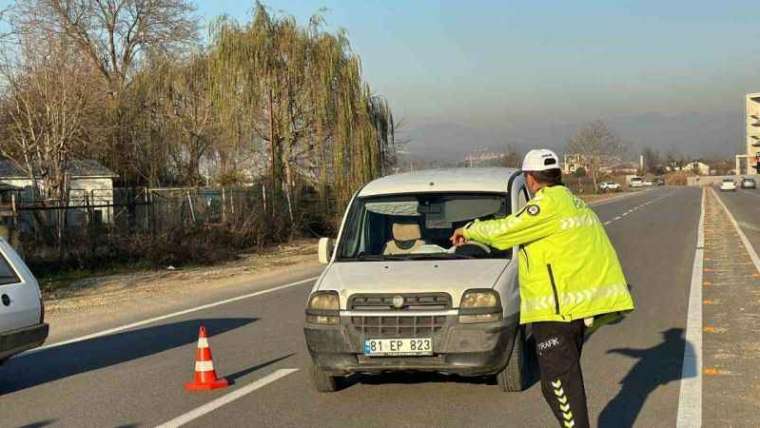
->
xmin=383 ymin=223 xmax=426 ymax=255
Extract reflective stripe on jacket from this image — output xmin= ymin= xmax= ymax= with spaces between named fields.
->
xmin=463 ymin=185 xmax=635 ymax=324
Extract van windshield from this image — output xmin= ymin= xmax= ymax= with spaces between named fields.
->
xmin=336 ymin=193 xmax=510 ymax=261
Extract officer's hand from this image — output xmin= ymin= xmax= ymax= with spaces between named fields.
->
xmin=450 ymin=228 xmax=466 ymax=247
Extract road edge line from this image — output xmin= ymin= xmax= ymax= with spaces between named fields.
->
xmin=26 ymin=276 xmax=318 ymax=354
xmin=676 ymin=186 xmax=704 ymax=428
xmin=712 ymin=188 xmax=760 ymax=273
xmin=156 ymin=368 xmax=299 ymax=428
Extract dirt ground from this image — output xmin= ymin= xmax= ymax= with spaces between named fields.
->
xmin=44 ymin=239 xmax=320 ymax=316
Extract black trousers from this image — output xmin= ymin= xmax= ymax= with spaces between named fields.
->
xmin=532 ymin=320 xmax=589 ymax=428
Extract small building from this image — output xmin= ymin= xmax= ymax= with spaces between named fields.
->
xmin=563 ymin=153 xmax=624 ymax=175
xmin=0 ymin=159 xmax=118 ymax=224
xmin=683 ymin=161 xmax=710 ymax=176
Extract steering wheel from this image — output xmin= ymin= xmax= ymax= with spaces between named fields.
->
xmin=454 ymin=241 xmax=492 ymax=257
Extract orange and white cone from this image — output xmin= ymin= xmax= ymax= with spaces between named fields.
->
xmin=185 ymin=325 xmax=229 ymax=391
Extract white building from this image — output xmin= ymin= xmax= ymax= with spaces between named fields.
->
xmin=0 ymin=159 xmax=117 ymax=224
xmin=683 ymin=161 xmax=710 ymax=176
xmin=736 ymin=93 xmax=760 ymax=175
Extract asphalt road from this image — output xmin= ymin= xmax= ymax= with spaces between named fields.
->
xmin=1 ymin=187 xmax=703 ymax=428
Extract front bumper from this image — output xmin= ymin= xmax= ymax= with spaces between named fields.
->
xmin=0 ymin=323 xmax=49 ymax=362
xmin=304 ymin=314 xmax=518 ymax=377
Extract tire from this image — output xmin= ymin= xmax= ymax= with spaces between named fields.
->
xmin=310 ymin=363 xmax=339 ymax=393
xmin=497 ymin=327 xmax=528 ymax=392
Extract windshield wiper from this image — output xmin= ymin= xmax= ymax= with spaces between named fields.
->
xmin=340 ymin=254 xmax=387 ymax=261
xmin=408 ymin=253 xmax=475 ymax=259
xmin=341 ymin=253 xmax=475 ymax=261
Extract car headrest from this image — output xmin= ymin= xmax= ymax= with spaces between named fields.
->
xmin=392 ymin=223 xmax=421 ymax=241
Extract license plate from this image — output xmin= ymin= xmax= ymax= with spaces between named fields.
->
xmin=363 ymin=338 xmax=432 ymax=356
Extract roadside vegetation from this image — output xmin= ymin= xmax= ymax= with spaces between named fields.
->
xmin=0 ymin=1 xmax=396 ymax=277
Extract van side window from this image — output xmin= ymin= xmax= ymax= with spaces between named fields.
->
xmin=0 ymin=252 xmax=20 ymax=285
xmin=516 ymin=186 xmax=529 ymax=212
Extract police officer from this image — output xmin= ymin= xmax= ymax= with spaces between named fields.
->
xmin=450 ymin=149 xmax=635 ymax=428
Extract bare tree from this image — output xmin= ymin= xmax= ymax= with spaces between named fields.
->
xmin=641 ymin=147 xmax=659 ymax=174
xmin=501 ymin=144 xmax=523 ymax=168
xmin=17 ymin=0 xmax=198 ymax=95
xmin=566 ymin=120 xmax=624 ymax=190
xmin=0 ymin=32 xmax=100 ymax=247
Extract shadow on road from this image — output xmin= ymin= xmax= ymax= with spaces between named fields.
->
xmin=226 ymin=353 xmax=295 ymax=385
xmin=18 ymin=421 xmax=56 ymax=428
xmin=0 ymin=317 xmax=256 ymax=394
xmin=598 ymin=328 xmax=695 ymax=428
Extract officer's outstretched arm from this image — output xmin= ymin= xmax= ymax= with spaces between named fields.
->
xmin=462 ymin=196 xmax=559 ymax=250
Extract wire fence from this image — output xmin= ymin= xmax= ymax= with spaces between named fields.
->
xmin=0 ymin=184 xmax=336 ymax=273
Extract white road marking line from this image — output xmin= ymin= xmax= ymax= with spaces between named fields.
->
xmin=676 ymin=187 xmax=704 ymax=428
xmin=157 ymin=369 xmax=299 ymax=428
xmin=602 ymin=189 xmax=674 ymax=226
xmin=25 ymin=276 xmax=319 ymax=354
xmin=712 ymin=188 xmax=760 ymax=273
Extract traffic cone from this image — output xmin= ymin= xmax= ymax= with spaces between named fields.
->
xmin=185 ymin=325 xmax=229 ymax=391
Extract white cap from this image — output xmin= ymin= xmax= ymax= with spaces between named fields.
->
xmin=521 ymin=149 xmax=561 ymax=172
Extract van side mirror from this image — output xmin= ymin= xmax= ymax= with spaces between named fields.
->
xmin=318 ymin=237 xmax=335 ymax=265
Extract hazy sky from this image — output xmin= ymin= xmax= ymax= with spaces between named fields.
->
xmin=195 ymin=1 xmax=760 ymax=159
xmin=4 ymin=1 xmax=758 ymax=158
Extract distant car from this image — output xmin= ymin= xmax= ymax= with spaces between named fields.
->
xmin=654 ymin=177 xmax=665 ymax=186
xmin=599 ymin=181 xmax=621 ymax=192
xmin=740 ymin=177 xmax=756 ymax=189
xmin=629 ymin=177 xmax=644 ymax=188
xmin=720 ymin=178 xmax=737 ymax=192
xmin=642 ymin=180 xmax=654 ymax=187
xmin=0 ymin=238 xmax=48 ymax=365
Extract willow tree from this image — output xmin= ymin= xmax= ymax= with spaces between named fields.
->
xmin=208 ymin=3 xmax=395 ymax=218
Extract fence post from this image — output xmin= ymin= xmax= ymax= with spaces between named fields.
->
xmin=11 ymin=193 xmax=16 ymax=227
xmin=262 ymin=184 xmax=267 ymax=213
xmin=222 ymin=187 xmax=227 ymax=223
xmin=186 ymin=191 xmax=197 ymax=224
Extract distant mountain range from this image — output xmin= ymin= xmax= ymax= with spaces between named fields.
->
xmin=401 ymin=110 xmax=742 ymax=162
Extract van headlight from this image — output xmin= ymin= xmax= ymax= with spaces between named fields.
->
xmin=306 ymin=291 xmax=340 ymax=325
xmin=459 ymin=289 xmax=502 ymax=323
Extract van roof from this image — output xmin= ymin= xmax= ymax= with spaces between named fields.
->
xmin=358 ymin=167 xmax=519 ymax=197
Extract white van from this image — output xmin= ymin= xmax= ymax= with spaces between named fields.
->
xmin=0 ymin=238 xmax=48 ymax=364
xmin=304 ymin=168 xmax=535 ymax=392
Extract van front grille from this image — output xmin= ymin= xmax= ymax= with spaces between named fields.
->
xmin=348 ymin=293 xmax=452 ymax=311
xmin=350 ymin=315 xmax=447 ymax=338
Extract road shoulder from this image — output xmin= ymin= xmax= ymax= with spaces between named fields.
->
xmin=702 ymin=188 xmax=760 ymax=425
xmin=43 ymin=239 xmax=322 ymax=342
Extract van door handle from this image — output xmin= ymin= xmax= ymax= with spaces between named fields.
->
xmin=1 ymin=294 xmax=10 ymax=306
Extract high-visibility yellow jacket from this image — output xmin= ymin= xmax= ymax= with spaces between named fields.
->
xmin=463 ymin=185 xmax=635 ymax=324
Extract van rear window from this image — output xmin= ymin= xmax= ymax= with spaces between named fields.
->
xmin=0 ymin=252 xmax=20 ymax=285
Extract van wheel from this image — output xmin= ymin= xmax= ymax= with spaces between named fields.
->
xmin=497 ymin=327 xmax=528 ymax=392
xmin=310 ymin=364 xmax=339 ymax=393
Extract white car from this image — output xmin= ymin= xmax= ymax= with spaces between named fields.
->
xmin=0 ymin=238 xmax=48 ymax=365
xmin=642 ymin=180 xmax=654 ymax=187
xmin=720 ymin=178 xmax=737 ymax=192
xmin=305 ymin=168 xmax=533 ymax=393
xmin=629 ymin=177 xmax=644 ymax=188
xmin=599 ymin=181 xmax=621 ymax=192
